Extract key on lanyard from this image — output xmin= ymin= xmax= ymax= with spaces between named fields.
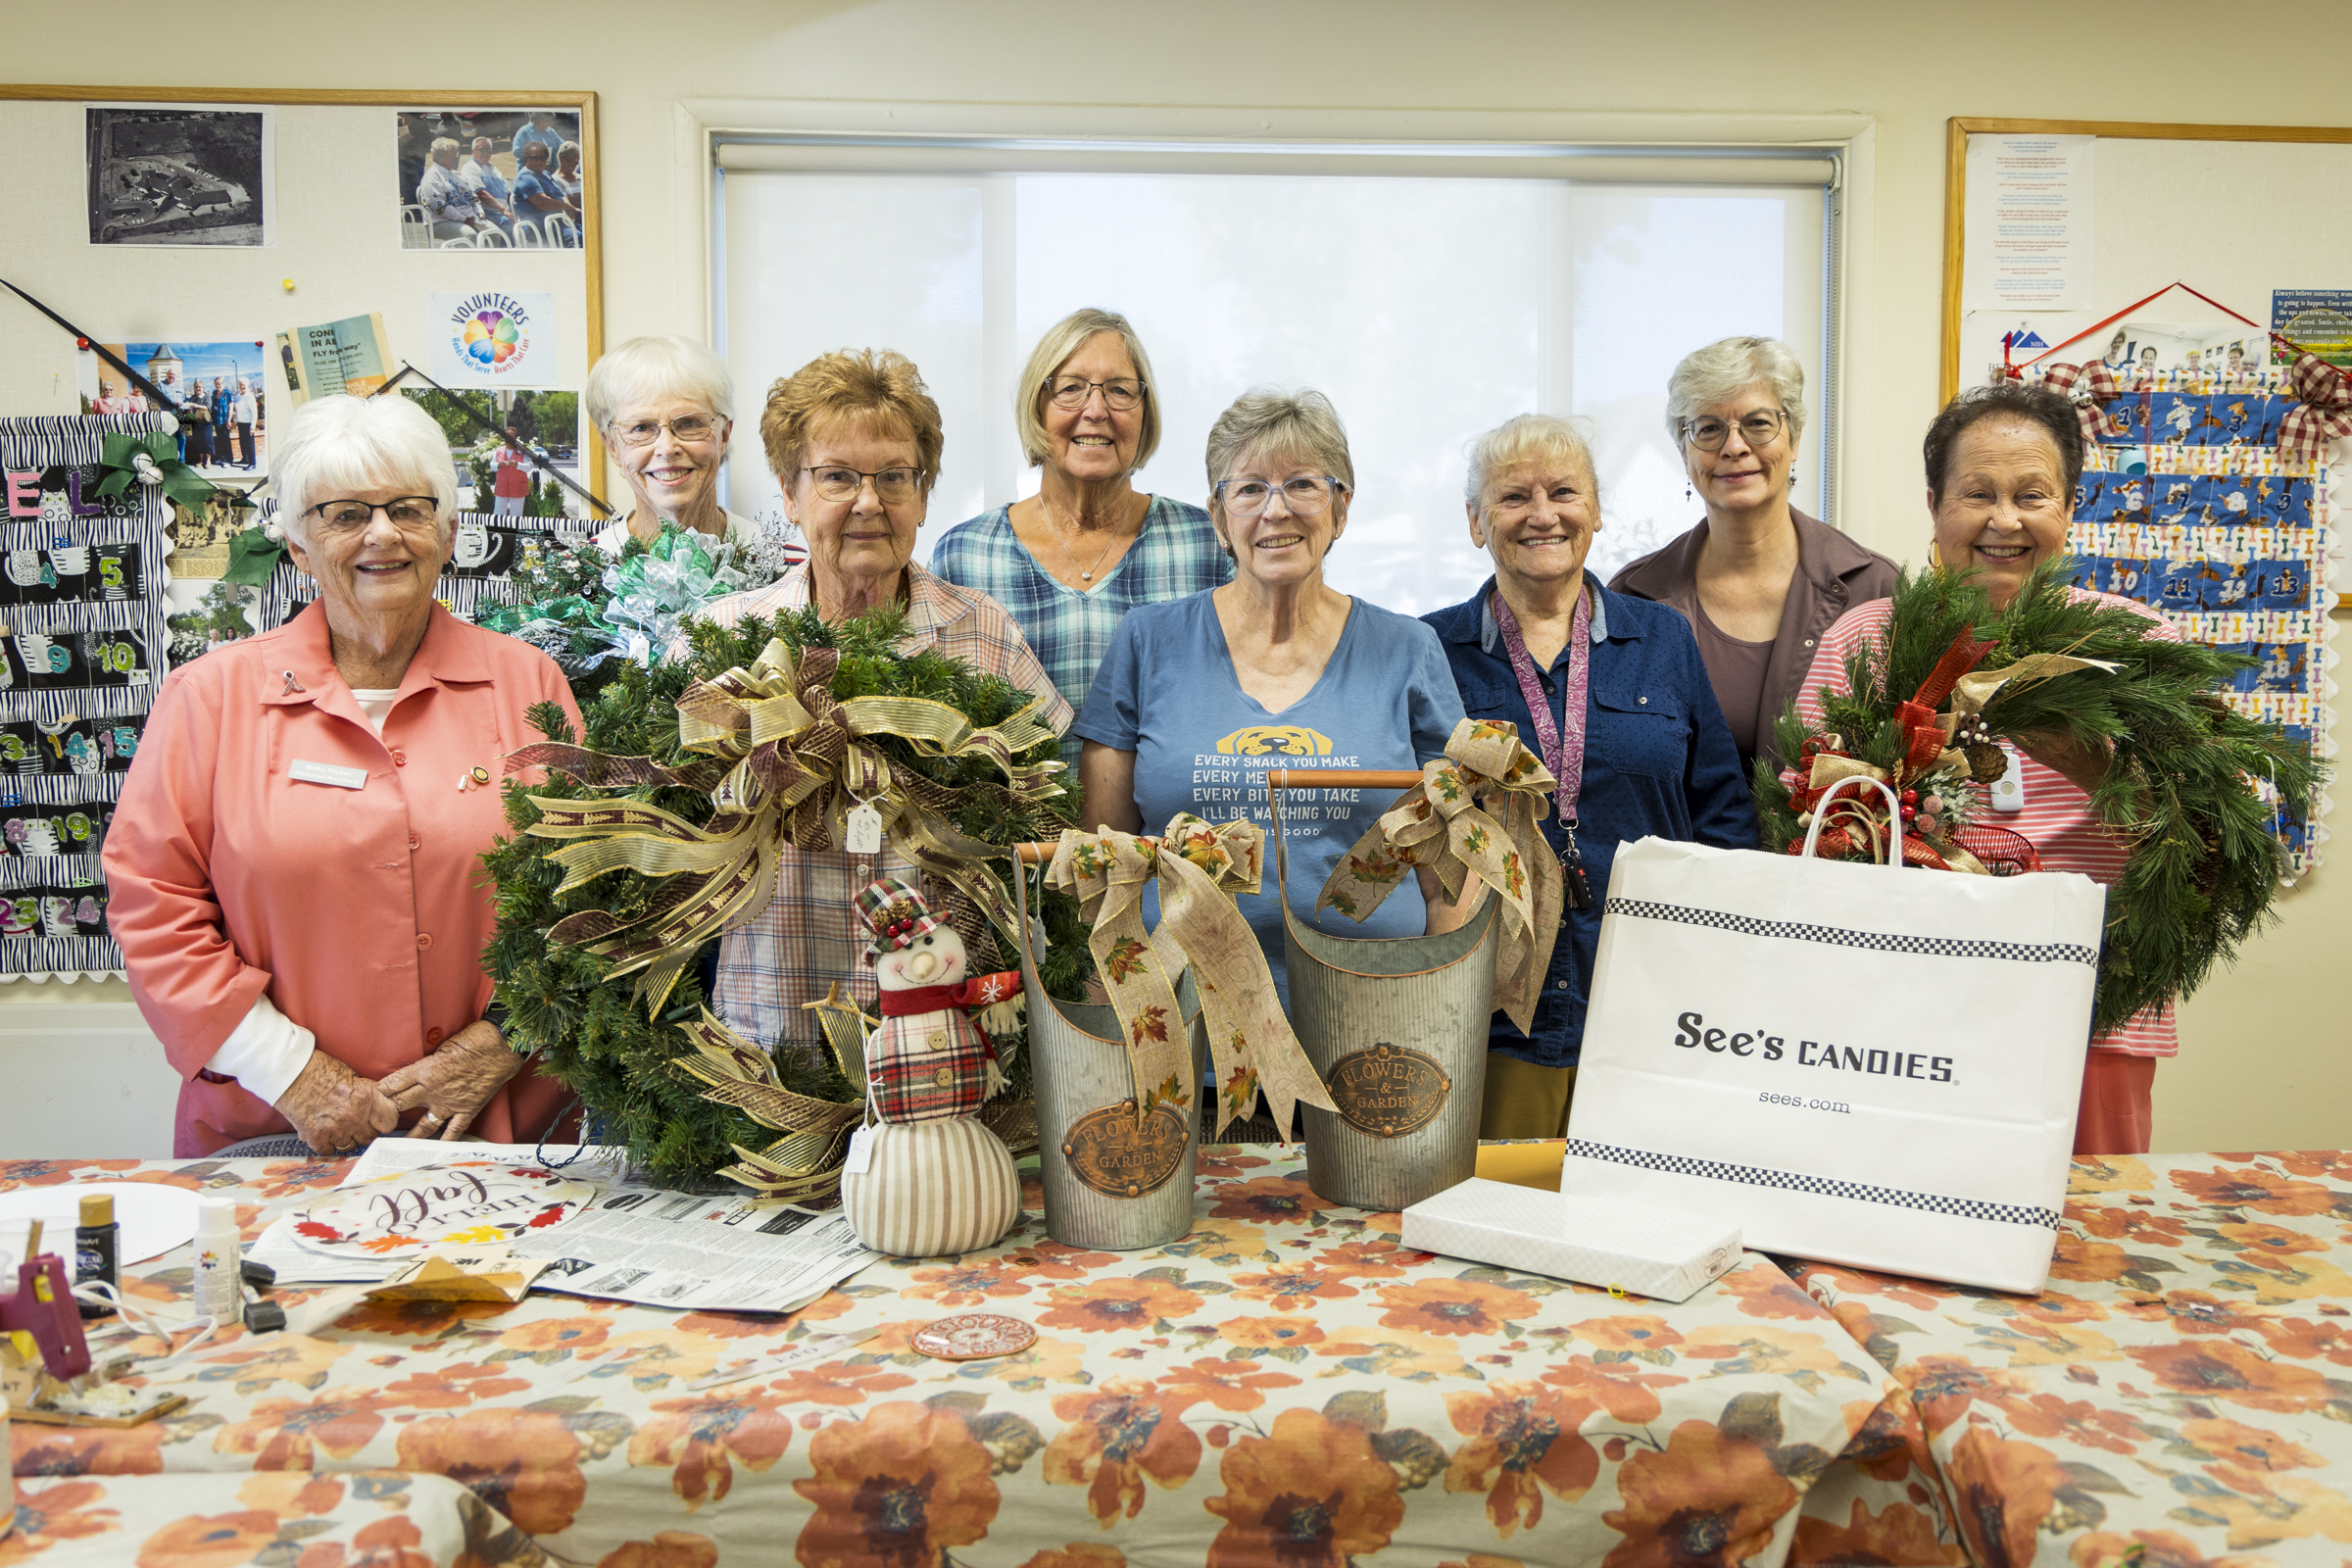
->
xmin=1560 ymin=818 xmax=1594 ymax=913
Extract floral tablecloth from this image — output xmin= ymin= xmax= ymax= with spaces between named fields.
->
xmin=3 ymin=1149 xmax=1914 ymax=1568
xmin=1788 ymin=1151 xmax=2352 ymax=1568
xmin=3 ymin=1468 xmax=550 ymax=1568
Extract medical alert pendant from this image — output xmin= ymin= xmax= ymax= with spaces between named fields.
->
xmin=845 ymin=800 xmax=884 ymax=856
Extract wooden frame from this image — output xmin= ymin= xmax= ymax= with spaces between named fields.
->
xmin=1941 ymin=117 xmax=2352 ymax=404
xmin=0 ymin=83 xmax=606 ymax=499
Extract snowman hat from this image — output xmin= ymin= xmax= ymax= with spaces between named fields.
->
xmin=855 ymin=874 xmax=943 ymax=964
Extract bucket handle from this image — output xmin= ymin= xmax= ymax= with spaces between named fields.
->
xmin=1799 ymin=775 xmax=1908 ymax=868
xmin=1263 ymin=768 xmax=1422 ymax=915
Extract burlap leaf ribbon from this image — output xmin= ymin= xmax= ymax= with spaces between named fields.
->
xmin=512 ymin=636 xmax=1063 ymax=1012
xmin=1312 ymin=718 xmax=1563 ymax=1035
xmin=1048 ymin=814 xmax=1337 ymax=1137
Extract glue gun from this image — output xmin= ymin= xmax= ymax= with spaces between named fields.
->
xmin=1 ymin=1253 xmax=94 ymax=1380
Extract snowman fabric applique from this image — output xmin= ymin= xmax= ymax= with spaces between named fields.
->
xmin=838 ymin=874 xmax=1027 ymax=1258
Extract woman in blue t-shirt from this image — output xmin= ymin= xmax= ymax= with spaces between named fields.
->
xmin=1072 ymin=387 xmax=1470 ymax=1009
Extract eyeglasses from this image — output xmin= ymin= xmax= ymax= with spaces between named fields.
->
xmin=610 ymin=415 xmax=721 ymax=449
xmin=801 ymin=465 xmax=923 ymax=504
xmin=306 ymin=497 xmax=439 ymax=534
xmin=1215 ymin=475 xmax=1345 ymax=516
xmin=1680 ymin=409 xmax=1788 ymax=451
xmin=1046 ymin=376 xmax=1146 ymax=412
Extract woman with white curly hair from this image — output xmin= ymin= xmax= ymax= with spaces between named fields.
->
xmin=105 ymin=393 xmax=583 ymax=1155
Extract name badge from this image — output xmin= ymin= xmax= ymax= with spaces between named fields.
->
xmin=290 ymin=759 xmax=368 ymax=790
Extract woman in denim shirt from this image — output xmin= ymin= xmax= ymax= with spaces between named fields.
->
xmin=1422 ymin=415 xmax=1756 ymax=1138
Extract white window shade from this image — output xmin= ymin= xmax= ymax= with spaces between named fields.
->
xmin=721 ymin=157 xmax=1829 ymax=616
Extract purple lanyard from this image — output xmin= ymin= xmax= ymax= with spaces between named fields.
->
xmin=1490 ymin=585 xmax=1592 ymax=823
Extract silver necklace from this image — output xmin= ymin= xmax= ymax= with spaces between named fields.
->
xmin=1046 ymin=500 xmax=1133 ymax=583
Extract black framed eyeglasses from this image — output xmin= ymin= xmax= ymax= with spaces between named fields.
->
xmin=306 ymin=497 xmax=439 ymax=533
xmin=1680 ymin=409 xmax=1788 ymax=451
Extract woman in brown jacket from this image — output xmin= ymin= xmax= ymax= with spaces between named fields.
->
xmin=1608 ymin=336 xmax=1897 ymax=779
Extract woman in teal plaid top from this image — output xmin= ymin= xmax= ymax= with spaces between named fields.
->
xmin=930 ymin=309 xmax=1231 ymax=729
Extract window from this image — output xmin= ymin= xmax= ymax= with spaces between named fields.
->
xmin=719 ymin=151 xmax=1831 ymax=615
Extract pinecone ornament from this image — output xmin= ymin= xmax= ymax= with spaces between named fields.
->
xmin=1966 ymin=743 xmax=2008 ymax=783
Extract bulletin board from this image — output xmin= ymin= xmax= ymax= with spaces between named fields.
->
xmin=1941 ymin=118 xmax=2342 ymax=882
xmin=0 ymin=84 xmax=608 ymax=585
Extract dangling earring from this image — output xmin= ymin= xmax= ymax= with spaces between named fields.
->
xmin=1685 ymin=484 xmax=1693 ymax=504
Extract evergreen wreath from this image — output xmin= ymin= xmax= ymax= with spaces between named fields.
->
xmin=1752 ymin=562 xmax=2324 ymax=1037
xmin=482 ymin=604 xmax=1094 ymax=1186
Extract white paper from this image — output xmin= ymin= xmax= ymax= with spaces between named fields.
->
xmin=514 ymin=1185 xmax=882 ymax=1314
xmin=426 ymin=290 xmax=560 ymax=387
xmin=0 ymin=1184 xmax=199 ymax=1267
xmin=342 ymin=1137 xmax=626 ymax=1188
xmin=1964 ymin=133 xmax=2094 ymax=312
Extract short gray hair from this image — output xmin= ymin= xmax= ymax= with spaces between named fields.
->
xmin=1464 ymin=414 xmax=1599 ymax=510
xmin=1013 ymin=308 xmax=1162 ymax=469
xmin=1663 ymin=336 xmax=1806 ymax=447
xmin=585 ymin=336 xmax=735 ymax=430
xmin=272 ymin=394 xmax=458 ymax=549
xmin=428 ymin=136 xmax=460 ymax=158
xmin=1205 ymin=387 xmax=1353 ymax=501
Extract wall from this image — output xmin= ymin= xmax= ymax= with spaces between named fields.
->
xmin=1 ymin=0 xmax=2344 ymax=1155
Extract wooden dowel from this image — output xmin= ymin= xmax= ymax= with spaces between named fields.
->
xmin=1264 ymin=769 xmax=1421 ymax=790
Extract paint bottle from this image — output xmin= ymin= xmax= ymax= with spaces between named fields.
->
xmin=74 ymin=1193 xmax=119 ymax=1319
xmin=192 ymin=1196 xmax=240 ymax=1326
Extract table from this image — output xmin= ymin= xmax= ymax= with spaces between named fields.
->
xmin=1788 ymin=1151 xmax=2352 ymax=1568
xmin=4 ymin=1469 xmax=553 ymax=1567
xmin=5 ymin=1149 xmax=1908 ymax=1568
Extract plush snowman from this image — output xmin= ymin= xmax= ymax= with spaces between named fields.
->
xmin=838 ymin=875 xmax=1024 ymax=1258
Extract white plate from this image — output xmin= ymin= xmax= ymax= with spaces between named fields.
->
xmin=0 ymin=1182 xmax=201 ymax=1266
xmin=282 ymin=1160 xmax=594 ymax=1260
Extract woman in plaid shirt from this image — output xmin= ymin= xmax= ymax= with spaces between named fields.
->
xmin=930 ymin=309 xmax=1231 ymax=756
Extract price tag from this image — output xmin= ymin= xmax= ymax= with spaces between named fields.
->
xmin=845 ymin=801 xmax=884 ymax=856
xmin=843 ymin=1123 xmax=876 ymax=1175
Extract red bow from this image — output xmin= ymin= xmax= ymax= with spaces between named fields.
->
xmin=2278 ymin=353 xmax=2352 ymax=466
xmin=2034 ymin=361 xmax=2122 ymax=448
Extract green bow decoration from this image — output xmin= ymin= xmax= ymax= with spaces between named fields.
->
xmin=220 ymin=524 xmax=287 ymax=587
xmin=95 ymin=431 xmax=216 ymax=512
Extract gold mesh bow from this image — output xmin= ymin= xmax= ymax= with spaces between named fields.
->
xmin=512 ymin=636 xmax=1063 ymax=1013
xmin=1314 ymin=717 xmax=1563 ymax=1034
xmin=1049 ymin=813 xmax=1338 ymax=1136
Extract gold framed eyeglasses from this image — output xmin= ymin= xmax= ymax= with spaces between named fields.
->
xmin=1046 ymin=376 xmax=1146 ymax=412
xmin=801 ymin=465 xmax=922 ymax=504
xmin=1680 ymin=409 xmax=1788 ymax=452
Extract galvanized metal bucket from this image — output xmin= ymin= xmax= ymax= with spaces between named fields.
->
xmin=1015 ymin=867 xmax=1206 ymax=1250
xmin=1275 ymin=789 xmax=1500 ymax=1212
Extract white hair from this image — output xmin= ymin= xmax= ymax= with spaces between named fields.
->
xmin=1663 ymin=336 xmax=1806 ymax=447
xmin=272 ymin=394 xmax=458 ymax=549
xmin=585 ymin=335 xmax=735 ymax=430
xmin=1464 ymin=414 xmax=1599 ymax=509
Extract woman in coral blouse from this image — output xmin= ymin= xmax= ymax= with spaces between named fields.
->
xmin=105 ymin=394 xmax=583 ymax=1155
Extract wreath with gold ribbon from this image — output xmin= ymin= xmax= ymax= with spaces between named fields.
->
xmin=1752 ymin=563 xmax=2324 ymax=1036
xmin=481 ymin=605 xmax=1092 ymax=1189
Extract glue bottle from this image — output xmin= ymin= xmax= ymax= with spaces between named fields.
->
xmin=74 ymin=1193 xmax=119 ymax=1319
xmin=192 ymin=1196 xmax=241 ymax=1326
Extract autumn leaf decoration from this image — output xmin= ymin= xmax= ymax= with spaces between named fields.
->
xmin=1102 ymin=935 xmax=1152 ymax=984
xmin=1130 ymin=1004 xmax=1170 ymax=1046
xmin=1145 ymin=1071 xmax=1194 ymax=1113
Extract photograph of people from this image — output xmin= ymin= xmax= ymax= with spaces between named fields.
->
xmin=416 ymin=136 xmax=489 ymax=243
xmin=1424 ymin=415 xmax=1756 ymax=1140
xmin=460 ymin=135 xmax=514 ymax=237
xmin=103 ymin=393 xmax=584 ymax=1155
xmin=696 ymin=349 xmax=1064 ymax=1054
xmin=1788 ymin=381 xmax=2184 ymax=1155
xmin=930 ymin=307 xmax=1232 ymax=756
xmin=585 ymin=335 xmax=767 ymax=554
xmin=1610 ymin=337 xmax=1897 ymax=779
xmin=511 ymin=138 xmax=579 ymax=245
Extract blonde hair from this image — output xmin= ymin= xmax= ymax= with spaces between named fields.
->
xmin=1013 ymin=308 xmax=1161 ymax=469
xmin=760 ymin=350 xmax=943 ymax=492
xmin=1464 ymin=414 xmax=1599 ymax=510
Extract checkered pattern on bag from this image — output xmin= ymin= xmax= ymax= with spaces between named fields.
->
xmin=1565 ymin=1139 xmax=2064 ymax=1230
xmin=866 ymin=1011 xmax=994 ymax=1123
xmin=1604 ymin=897 xmax=2098 ymax=967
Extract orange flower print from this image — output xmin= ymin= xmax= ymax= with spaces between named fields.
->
xmin=1944 ymin=1427 xmax=2066 ymax=1568
xmin=253 ymin=1156 xmax=348 ymax=1199
xmin=0 ymin=1158 xmax=141 ymax=1189
xmin=2178 ymin=1416 xmax=2326 ymax=1476
xmin=1154 ymin=1358 xmax=1301 ymax=1414
xmin=12 ymin=1420 xmax=166 ymax=1477
xmin=1538 ymin=1357 xmax=1684 ymax=1420
xmin=1600 ymin=1421 xmax=1796 ymax=1568
xmin=2003 ymin=1291 xmax=2111 ymax=1326
xmin=1 ymin=1480 xmax=120 ymax=1561
xmin=232 ymin=1472 xmax=345 ymax=1517
xmin=377 ymin=1360 xmax=536 ymax=1408
xmin=1987 ymin=1393 xmax=2147 ymax=1455
xmin=997 ymin=1242 xmax=1124 ymax=1283
xmin=1572 ymin=1315 xmax=1685 ymax=1355
xmin=2118 ymin=1291 xmax=2274 ymax=1337
xmin=794 ymin=1401 xmax=1000 ymax=1568
xmin=1312 ymin=1240 xmax=1425 ymax=1281
xmin=1014 ymin=1547 xmax=1124 ymax=1568
xmin=214 ymin=1388 xmax=401 ymax=1469
xmin=2067 ymin=1527 xmax=2284 ymax=1568
xmin=1680 ymin=1324 xmax=1852 ymax=1378
xmin=497 ymin=1315 xmax=612 ymax=1357
xmin=396 ymin=1409 xmax=587 ymax=1536
xmin=133 ymin=1509 xmax=280 ymax=1568
xmin=1038 ymin=1276 xmax=1204 ymax=1333
xmin=1203 ymin=1408 xmax=1403 ymax=1568
xmin=767 ymin=1359 xmax=918 ymax=1406
xmin=2174 ymin=1166 xmax=2336 ymax=1215
xmin=1442 ymin=1380 xmax=1607 ymax=1535
xmin=2129 ymin=1342 xmax=2335 ymax=1412
xmin=596 ymin=1533 xmax=719 ymax=1568
xmin=1225 ymin=1265 xmax=1359 ymax=1307
xmin=1790 ymin=1499 xmax=1966 ymax=1567
xmin=2047 ymin=1233 xmax=2131 ymax=1283
xmin=2214 ymin=1219 xmax=2327 ymax=1255
xmin=1375 ymin=1277 xmax=1540 ymax=1338
xmin=1044 ymin=1379 xmax=1204 ymax=1524
xmin=2252 ymin=1315 xmax=2352 ymax=1365
xmin=1714 ymin=1266 xmax=1822 ymax=1321
xmin=1206 ymin=1175 xmax=1339 ymax=1226
xmin=1900 ymin=1355 xmax=2038 ymax=1438
xmin=2268 ymin=1151 xmax=2352 ymax=1182
xmin=901 ymin=1261 xmax=1035 ymax=1306
xmin=2065 ymin=1155 xmax=2155 ymax=1194
xmin=1219 ymin=1315 xmax=1325 ymax=1349
xmin=628 ymin=1385 xmax=802 ymax=1507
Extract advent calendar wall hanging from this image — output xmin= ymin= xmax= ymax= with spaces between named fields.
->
xmin=251 ymin=501 xmax=600 ymax=631
xmin=0 ymin=413 xmax=178 ymax=979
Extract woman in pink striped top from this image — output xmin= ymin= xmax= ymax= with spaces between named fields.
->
xmin=1789 ymin=381 xmax=2179 ymax=1155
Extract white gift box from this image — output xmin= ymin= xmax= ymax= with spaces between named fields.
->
xmin=1400 ymin=1178 xmax=1742 ymax=1302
